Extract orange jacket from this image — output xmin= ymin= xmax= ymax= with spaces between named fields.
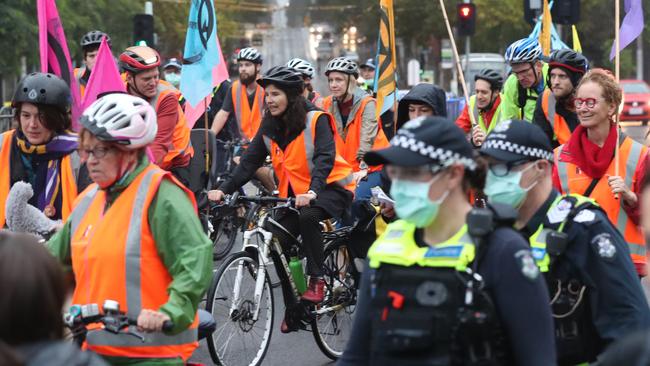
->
xmin=74 ymin=67 xmax=87 ymax=98
xmin=263 ymin=111 xmax=355 ymax=197
xmin=0 ymin=130 xmax=79 ymax=227
xmin=322 ymin=95 xmax=389 ymax=173
xmin=68 ymin=164 xmax=199 ymax=360
xmin=541 ymin=89 xmax=572 ymax=145
xmin=150 ymin=80 xmax=194 ymax=169
xmin=231 ymin=79 xmax=265 ymax=141
xmin=554 ymin=136 xmax=647 ymax=273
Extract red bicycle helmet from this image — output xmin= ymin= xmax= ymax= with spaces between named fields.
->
xmin=119 ymin=46 xmax=161 ymax=73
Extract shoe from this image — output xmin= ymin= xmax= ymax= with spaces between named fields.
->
xmin=280 ymin=317 xmax=298 ymax=333
xmin=301 ymin=277 xmax=325 ymax=303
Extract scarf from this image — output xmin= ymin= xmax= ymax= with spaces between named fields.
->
xmin=560 ymin=124 xmax=617 ymax=179
xmin=15 ymin=131 xmax=78 ymax=211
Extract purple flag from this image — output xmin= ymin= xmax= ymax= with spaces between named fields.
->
xmin=610 ymin=0 xmax=645 ymax=60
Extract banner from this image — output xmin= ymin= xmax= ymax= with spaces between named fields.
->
xmin=374 ymin=0 xmax=397 ymax=120
xmin=81 ymin=38 xmax=126 ymax=111
xmin=538 ymin=0 xmax=552 ymax=56
xmin=609 ymin=0 xmax=644 ymax=60
xmin=572 ymin=25 xmax=582 ymax=53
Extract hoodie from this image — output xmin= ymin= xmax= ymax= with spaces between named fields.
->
xmin=396 ymin=83 xmax=447 ymax=130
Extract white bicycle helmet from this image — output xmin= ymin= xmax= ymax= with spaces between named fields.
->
xmin=237 ymin=47 xmax=263 ymax=64
xmin=504 ymin=38 xmax=542 ymax=64
xmin=287 ymin=58 xmax=315 ymax=79
xmin=325 ymin=57 xmax=358 ymax=78
xmin=80 ymin=93 xmax=158 ymax=149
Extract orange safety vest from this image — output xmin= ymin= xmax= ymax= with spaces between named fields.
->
xmin=149 ymin=80 xmax=194 ymax=169
xmin=74 ymin=67 xmax=87 ymax=98
xmin=555 ymin=136 xmax=647 ymax=269
xmin=541 ymin=89 xmax=572 ymax=145
xmin=0 ymin=130 xmax=79 ymax=227
xmin=322 ymin=95 xmax=389 ymax=173
xmin=231 ymin=79 xmax=265 ymax=141
xmin=68 ymin=164 xmax=199 ymax=360
xmin=263 ymin=111 xmax=355 ymax=198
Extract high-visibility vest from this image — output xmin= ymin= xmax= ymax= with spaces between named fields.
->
xmin=68 ymin=164 xmax=199 ymax=360
xmin=231 ymin=80 xmax=265 ymax=141
xmin=322 ymin=95 xmax=389 ymax=173
xmin=74 ymin=67 xmax=87 ymax=98
xmin=0 ymin=130 xmax=79 ymax=227
xmin=541 ymin=89 xmax=572 ymax=145
xmin=555 ymin=137 xmax=647 ymax=269
xmin=262 ymin=111 xmax=355 ymax=198
xmin=149 ymin=80 xmax=194 ymax=169
xmin=469 ymin=94 xmax=504 ymax=134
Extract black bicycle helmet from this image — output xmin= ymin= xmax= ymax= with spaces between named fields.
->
xmin=474 ymin=68 xmax=504 ymax=91
xmin=12 ymin=72 xmax=71 ymax=111
xmin=81 ymin=30 xmax=111 ymax=49
xmin=548 ymin=49 xmax=588 ymax=74
xmin=257 ymin=66 xmax=304 ymax=91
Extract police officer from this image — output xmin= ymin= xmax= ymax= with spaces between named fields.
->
xmin=479 ymin=120 xmax=650 ymax=365
xmin=337 ymin=116 xmax=556 ymax=366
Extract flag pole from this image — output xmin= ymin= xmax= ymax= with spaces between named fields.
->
xmin=203 ymin=98 xmax=210 ymax=182
xmin=438 ymin=0 xmax=476 ymax=128
xmin=614 ymin=0 xmax=620 ymax=188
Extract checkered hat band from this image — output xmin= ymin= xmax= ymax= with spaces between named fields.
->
xmin=391 ymin=135 xmax=477 ymax=170
xmin=483 ymin=139 xmax=553 ymax=161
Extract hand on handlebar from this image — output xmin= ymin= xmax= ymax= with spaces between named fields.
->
xmin=208 ymin=189 xmax=226 ymax=202
xmin=137 ymin=309 xmax=171 ymax=333
xmin=295 ymin=192 xmax=316 ymax=208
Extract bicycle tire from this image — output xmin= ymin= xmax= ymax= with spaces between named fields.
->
xmin=311 ymin=240 xmax=359 ymax=360
xmin=211 ymin=215 xmax=240 ymax=260
xmin=206 ymin=251 xmax=274 ymax=366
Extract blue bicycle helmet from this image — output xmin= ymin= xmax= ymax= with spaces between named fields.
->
xmin=504 ymin=38 xmax=542 ymax=64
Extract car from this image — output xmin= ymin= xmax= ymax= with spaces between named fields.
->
xmin=620 ymin=79 xmax=650 ymax=124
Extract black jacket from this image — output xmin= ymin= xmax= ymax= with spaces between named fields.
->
xmin=533 ymin=93 xmax=580 ymax=148
xmin=396 ymin=83 xmax=447 ymax=130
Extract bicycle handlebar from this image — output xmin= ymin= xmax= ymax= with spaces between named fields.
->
xmin=215 ymin=138 xmax=249 ymax=148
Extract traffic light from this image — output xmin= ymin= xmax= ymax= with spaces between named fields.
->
xmin=457 ymin=3 xmax=476 ymax=37
xmin=523 ymin=0 xmax=541 ymax=26
xmin=133 ymin=14 xmax=154 ymax=47
xmin=551 ymin=0 xmax=580 ymax=25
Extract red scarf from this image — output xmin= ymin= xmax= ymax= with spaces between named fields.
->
xmin=560 ymin=124 xmax=617 ymax=179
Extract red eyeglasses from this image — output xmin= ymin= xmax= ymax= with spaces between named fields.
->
xmin=574 ymin=98 xmax=599 ymax=109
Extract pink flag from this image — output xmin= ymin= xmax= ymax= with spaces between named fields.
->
xmin=81 ymin=38 xmax=126 ymax=111
xmin=185 ymin=37 xmax=230 ymax=128
xmin=37 ymin=0 xmax=82 ymax=130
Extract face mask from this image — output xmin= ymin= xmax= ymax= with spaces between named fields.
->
xmin=390 ymin=175 xmax=449 ymax=228
xmin=164 ymin=73 xmax=181 ymax=88
xmin=484 ymin=163 xmax=538 ymax=208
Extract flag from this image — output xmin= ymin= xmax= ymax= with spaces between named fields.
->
xmin=37 ymin=0 xmax=82 ymax=130
xmin=610 ymin=0 xmax=644 ymax=60
xmin=374 ymin=0 xmax=397 ymax=120
xmin=538 ymin=0 xmax=552 ymax=57
xmin=81 ymin=38 xmax=126 ymax=111
xmin=180 ymin=0 xmax=220 ymax=108
xmin=572 ymin=25 xmax=582 ymax=53
xmin=184 ymin=37 xmax=230 ymax=128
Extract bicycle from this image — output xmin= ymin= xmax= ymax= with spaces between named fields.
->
xmin=204 ymin=194 xmax=361 ymax=366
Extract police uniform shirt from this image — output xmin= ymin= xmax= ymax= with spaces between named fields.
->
xmin=338 ymin=226 xmax=557 ymax=366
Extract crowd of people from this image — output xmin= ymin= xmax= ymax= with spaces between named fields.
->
xmin=1 ymin=27 xmax=650 ymax=366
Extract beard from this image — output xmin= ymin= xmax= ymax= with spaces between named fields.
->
xmin=240 ymin=72 xmax=257 ymax=85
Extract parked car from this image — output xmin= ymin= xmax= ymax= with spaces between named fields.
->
xmin=620 ymin=79 xmax=650 ymax=124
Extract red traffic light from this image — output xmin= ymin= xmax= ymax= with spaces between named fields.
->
xmin=458 ymin=4 xmax=474 ymax=19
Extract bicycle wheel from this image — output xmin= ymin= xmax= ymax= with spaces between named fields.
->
xmin=311 ymin=241 xmax=359 ymax=360
xmin=206 ymin=251 xmax=274 ymax=366
xmin=211 ymin=214 xmax=240 ymax=260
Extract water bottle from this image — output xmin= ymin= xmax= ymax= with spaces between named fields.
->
xmin=289 ymin=256 xmax=307 ymax=294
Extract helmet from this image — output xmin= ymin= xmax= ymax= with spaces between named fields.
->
xmin=81 ymin=30 xmax=111 ymax=49
xmin=163 ymin=58 xmax=182 ymax=71
xmin=287 ymin=58 xmax=315 ymax=79
xmin=119 ymin=46 xmax=161 ymax=74
xmin=548 ymin=49 xmax=588 ymax=74
xmin=325 ymin=57 xmax=358 ymax=78
xmin=12 ymin=72 xmax=71 ymax=111
xmin=237 ymin=47 xmax=263 ymax=64
xmin=504 ymin=38 xmax=542 ymax=64
xmin=360 ymin=58 xmax=376 ymax=70
xmin=257 ymin=66 xmax=303 ymax=91
xmin=80 ymin=93 xmax=158 ymax=149
xmin=474 ymin=69 xmax=504 ymax=90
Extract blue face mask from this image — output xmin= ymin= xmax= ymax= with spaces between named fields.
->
xmin=484 ymin=163 xmax=537 ymax=208
xmin=164 ymin=72 xmax=181 ymax=88
xmin=390 ymin=175 xmax=449 ymax=228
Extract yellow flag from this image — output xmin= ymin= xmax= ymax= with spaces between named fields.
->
xmin=539 ymin=0 xmax=552 ymax=56
xmin=572 ymin=25 xmax=582 ymax=53
xmin=375 ymin=0 xmax=397 ymax=120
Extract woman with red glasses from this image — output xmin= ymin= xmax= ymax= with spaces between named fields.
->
xmin=552 ymin=69 xmax=649 ymax=277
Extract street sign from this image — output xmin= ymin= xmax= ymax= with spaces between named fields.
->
xmin=407 ymin=59 xmax=421 ymax=86
xmin=441 ymin=39 xmax=453 ymax=69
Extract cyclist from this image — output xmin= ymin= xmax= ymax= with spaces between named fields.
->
xmin=339 ymin=116 xmax=556 ymax=365
xmin=323 ymin=56 xmax=390 ymax=200
xmin=359 ymin=58 xmax=376 ymax=92
xmin=119 ymin=46 xmax=194 ymax=186
xmin=553 ymin=69 xmax=649 ymax=277
xmin=287 ymin=57 xmax=323 ymax=108
xmin=75 ymin=30 xmax=111 ymax=98
xmin=501 ymin=38 xmax=549 ymax=122
xmin=533 ymin=49 xmax=589 ymax=147
xmin=0 ymin=72 xmax=90 ymax=225
xmin=47 ymin=93 xmax=212 ymax=365
xmin=455 ymin=68 xmax=506 ymax=147
xmin=207 ymin=67 xmax=355 ymax=331
xmin=162 ymin=58 xmax=182 ymax=88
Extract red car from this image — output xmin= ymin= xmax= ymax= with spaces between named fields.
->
xmin=620 ymin=79 xmax=650 ymax=123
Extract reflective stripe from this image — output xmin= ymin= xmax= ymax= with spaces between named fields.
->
xmin=87 ymin=326 xmax=197 ymax=347
xmin=629 ymin=242 xmax=647 ymax=256
xmin=471 ymin=96 xmax=480 ymax=127
xmin=70 ymin=186 xmax=99 ymax=236
xmin=149 ymin=82 xmax=175 ymax=109
xmin=615 ymin=140 xmax=643 ymax=240
xmin=556 ymin=146 xmax=569 ymax=193
xmin=69 ymin=151 xmax=81 ymax=182
xmin=303 ymin=111 xmax=317 ymax=173
xmin=234 ymin=81 xmax=243 ymax=136
xmin=547 ymin=92 xmax=556 ymax=131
